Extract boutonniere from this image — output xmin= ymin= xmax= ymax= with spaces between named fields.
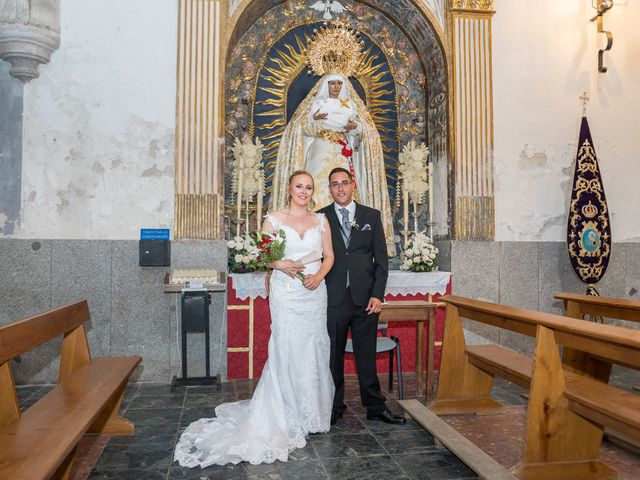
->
xmin=350 ymin=219 xmax=360 ymax=230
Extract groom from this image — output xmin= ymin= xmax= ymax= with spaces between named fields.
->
xmin=319 ymin=167 xmax=405 ymax=425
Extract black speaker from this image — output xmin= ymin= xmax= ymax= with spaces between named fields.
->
xmin=139 ymin=240 xmax=171 ymax=266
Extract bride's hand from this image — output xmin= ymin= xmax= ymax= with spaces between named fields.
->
xmin=274 ymin=259 xmax=304 ymax=278
xmin=313 ymin=109 xmax=328 ymax=121
xmin=303 ymin=273 xmax=322 ymax=291
xmin=345 ymin=120 xmax=357 ymax=131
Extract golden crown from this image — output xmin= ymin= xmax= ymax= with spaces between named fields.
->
xmin=582 ymin=201 xmax=598 ymax=219
xmin=306 ymin=22 xmax=364 ymax=77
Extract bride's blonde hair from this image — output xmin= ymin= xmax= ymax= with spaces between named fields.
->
xmin=288 ymin=170 xmax=316 ymax=210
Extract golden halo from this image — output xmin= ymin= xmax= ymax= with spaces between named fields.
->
xmin=306 ymin=22 xmax=364 ymax=77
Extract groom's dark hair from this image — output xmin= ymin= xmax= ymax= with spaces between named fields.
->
xmin=328 ymin=167 xmax=352 ymax=183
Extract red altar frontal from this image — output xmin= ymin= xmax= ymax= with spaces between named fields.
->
xmin=226 ymin=271 xmax=451 ymax=380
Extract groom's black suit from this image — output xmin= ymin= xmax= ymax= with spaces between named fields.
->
xmin=319 ymin=202 xmax=388 ymax=415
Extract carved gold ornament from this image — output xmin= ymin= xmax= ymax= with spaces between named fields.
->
xmin=306 ymin=21 xmax=364 ymax=77
xmin=452 ymin=0 xmax=494 ymax=11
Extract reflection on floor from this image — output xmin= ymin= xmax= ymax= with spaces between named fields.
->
xmin=15 ymin=366 xmax=640 ymax=479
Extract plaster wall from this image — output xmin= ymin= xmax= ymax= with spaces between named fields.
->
xmin=17 ymin=0 xmax=177 ymax=239
xmin=493 ymin=0 xmax=640 ymax=242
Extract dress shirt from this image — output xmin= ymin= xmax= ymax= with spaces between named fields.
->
xmin=333 ymin=200 xmax=356 ymax=223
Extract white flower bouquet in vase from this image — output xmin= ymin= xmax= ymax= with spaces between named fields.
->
xmin=399 ymin=232 xmax=439 ymax=272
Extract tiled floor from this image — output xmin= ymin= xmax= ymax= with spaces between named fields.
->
xmin=15 ymin=366 xmax=640 ymax=479
xmin=18 ymin=374 xmax=477 ymax=480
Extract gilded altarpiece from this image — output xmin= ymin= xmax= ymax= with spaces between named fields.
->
xmin=224 ymin=0 xmax=451 ymax=240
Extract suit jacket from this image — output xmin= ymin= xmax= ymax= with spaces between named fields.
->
xmin=319 ymin=202 xmax=389 ymax=307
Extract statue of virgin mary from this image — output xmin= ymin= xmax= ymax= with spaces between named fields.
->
xmin=269 ymin=23 xmax=395 ymax=255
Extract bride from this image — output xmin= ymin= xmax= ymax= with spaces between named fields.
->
xmin=174 ymin=170 xmax=335 ymax=467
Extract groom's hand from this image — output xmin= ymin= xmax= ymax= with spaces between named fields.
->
xmin=366 ymin=297 xmax=383 ymax=315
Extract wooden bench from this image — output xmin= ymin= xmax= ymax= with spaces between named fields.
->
xmin=422 ymin=295 xmax=640 ymax=479
xmin=0 ymin=300 xmax=142 ymax=480
xmin=556 ymin=291 xmax=640 ymax=325
xmin=556 ymin=291 xmax=640 ymax=451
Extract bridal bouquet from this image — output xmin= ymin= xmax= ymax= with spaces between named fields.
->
xmin=256 ymin=230 xmax=323 ymax=281
xmin=254 ymin=229 xmax=287 ymax=270
xmin=399 ymin=232 xmax=439 ymax=272
xmin=228 ymin=229 xmax=323 ymax=280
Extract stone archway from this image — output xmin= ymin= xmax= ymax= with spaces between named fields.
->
xmin=224 ymin=0 xmax=454 ymax=238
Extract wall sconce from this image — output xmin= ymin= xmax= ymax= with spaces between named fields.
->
xmin=590 ymin=0 xmax=613 ymax=73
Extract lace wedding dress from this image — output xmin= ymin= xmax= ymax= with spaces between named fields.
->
xmin=174 ymin=213 xmax=334 ymax=467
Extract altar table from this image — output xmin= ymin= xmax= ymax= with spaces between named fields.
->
xmin=226 ymin=271 xmax=451 ymax=397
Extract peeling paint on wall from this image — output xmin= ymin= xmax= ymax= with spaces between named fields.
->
xmin=518 ymin=146 xmax=549 ymax=170
xmin=141 ymin=164 xmax=173 ymax=178
xmin=15 ymin=0 xmax=177 ymax=239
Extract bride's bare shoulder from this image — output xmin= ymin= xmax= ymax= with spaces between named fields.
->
xmin=268 ymin=210 xmax=288 ymax=221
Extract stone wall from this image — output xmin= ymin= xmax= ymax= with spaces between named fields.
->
xmin=444 ymin=240 xmax=640 ymax=355
xmin=4 ymin=238 xmax=639 ymax=385
xmin=0 ymin=239 xmax=228 ymax=384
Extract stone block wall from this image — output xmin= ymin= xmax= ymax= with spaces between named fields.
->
xmin=0 ymin=239 xmax=228 ymax=384
xmin=2 ymin=239 xmax=638 ymax=384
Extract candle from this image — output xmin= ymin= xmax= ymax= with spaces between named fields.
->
xmin=245 ymin=198 xmax=250 ymax=237
xmin=402 ymin=178 xmax=409 ymax=244
xmin=413 ymin=200 xmax=418 ymax=233
xmin=428 ymin=161 xmax=434 ymax=239
xmin=236 ymin=166 xmax=243 ymax=237
xmin=256 ymin=175 xmax=263 ymax=231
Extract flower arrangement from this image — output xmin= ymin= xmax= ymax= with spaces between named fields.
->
xmin=397 ymin=140 xmax=430 ymax=204
xmin=399 ymin=232 xmax=439 ymax=272
xmin=227 ymin=234 xmax=260 ymax=273
xmin=227 ymin=229 xmax=287 ymax=274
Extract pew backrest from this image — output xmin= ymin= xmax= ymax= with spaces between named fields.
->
xmin=0 ymin=300 xmax=90 ymax=365
xmin=555 ymin=291 xmax=640 ymax=323
xmin=444 ymin=295 xmax=640 ymax=369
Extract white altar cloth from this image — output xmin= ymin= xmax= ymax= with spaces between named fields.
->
xmin=230 ymin=271 xmax=451 ymax=301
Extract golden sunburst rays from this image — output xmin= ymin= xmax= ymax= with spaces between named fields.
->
xmin=253 ymin=34 xmax=308 ymax=180
xmin=355 ymin=49 xmax=398 ymax=166
xmin=251 ymin=28 xmax=399 ymax=188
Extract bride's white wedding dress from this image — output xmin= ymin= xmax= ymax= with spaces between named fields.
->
xmin=174 ymin=213 xmax=334 ymax=468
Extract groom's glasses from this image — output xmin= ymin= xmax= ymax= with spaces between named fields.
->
xmin=330 ymin=181 xmax=352 ymax=188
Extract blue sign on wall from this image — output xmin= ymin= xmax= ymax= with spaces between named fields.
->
xmin=140 ymin=228 xmax=170 ymax=240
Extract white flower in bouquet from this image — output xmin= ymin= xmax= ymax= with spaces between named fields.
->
xmin=227 ymin=240 xmax=236 ymax=249
xmin=234 ymin=254 xmax=243 ymax=263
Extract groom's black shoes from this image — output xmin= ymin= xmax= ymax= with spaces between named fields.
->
xmin=366 ymin=409 xmax=406 ymax=425
xmin=330 ymin=409 xmax=344 ymax=425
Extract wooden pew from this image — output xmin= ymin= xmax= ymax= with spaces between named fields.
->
xmin=556 ymin=291 xmax=640 ymax=451
xmin=555 ymin=292 xmax=640 ymax=324
xmin=425 ymin=295 xmax=640 ymax=479
xmin=0 ymin=301 xmax=142 ymax=480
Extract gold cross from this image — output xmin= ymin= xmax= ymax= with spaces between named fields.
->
xmin=580 ymin=91 xmax=590 ymax=116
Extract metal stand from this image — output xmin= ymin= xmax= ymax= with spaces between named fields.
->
xmin=171 ymin=289 xmax=218 ymax=391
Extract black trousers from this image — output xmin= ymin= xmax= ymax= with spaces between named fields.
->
xmin=328 ymin=288 xmax=386 ymax=415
